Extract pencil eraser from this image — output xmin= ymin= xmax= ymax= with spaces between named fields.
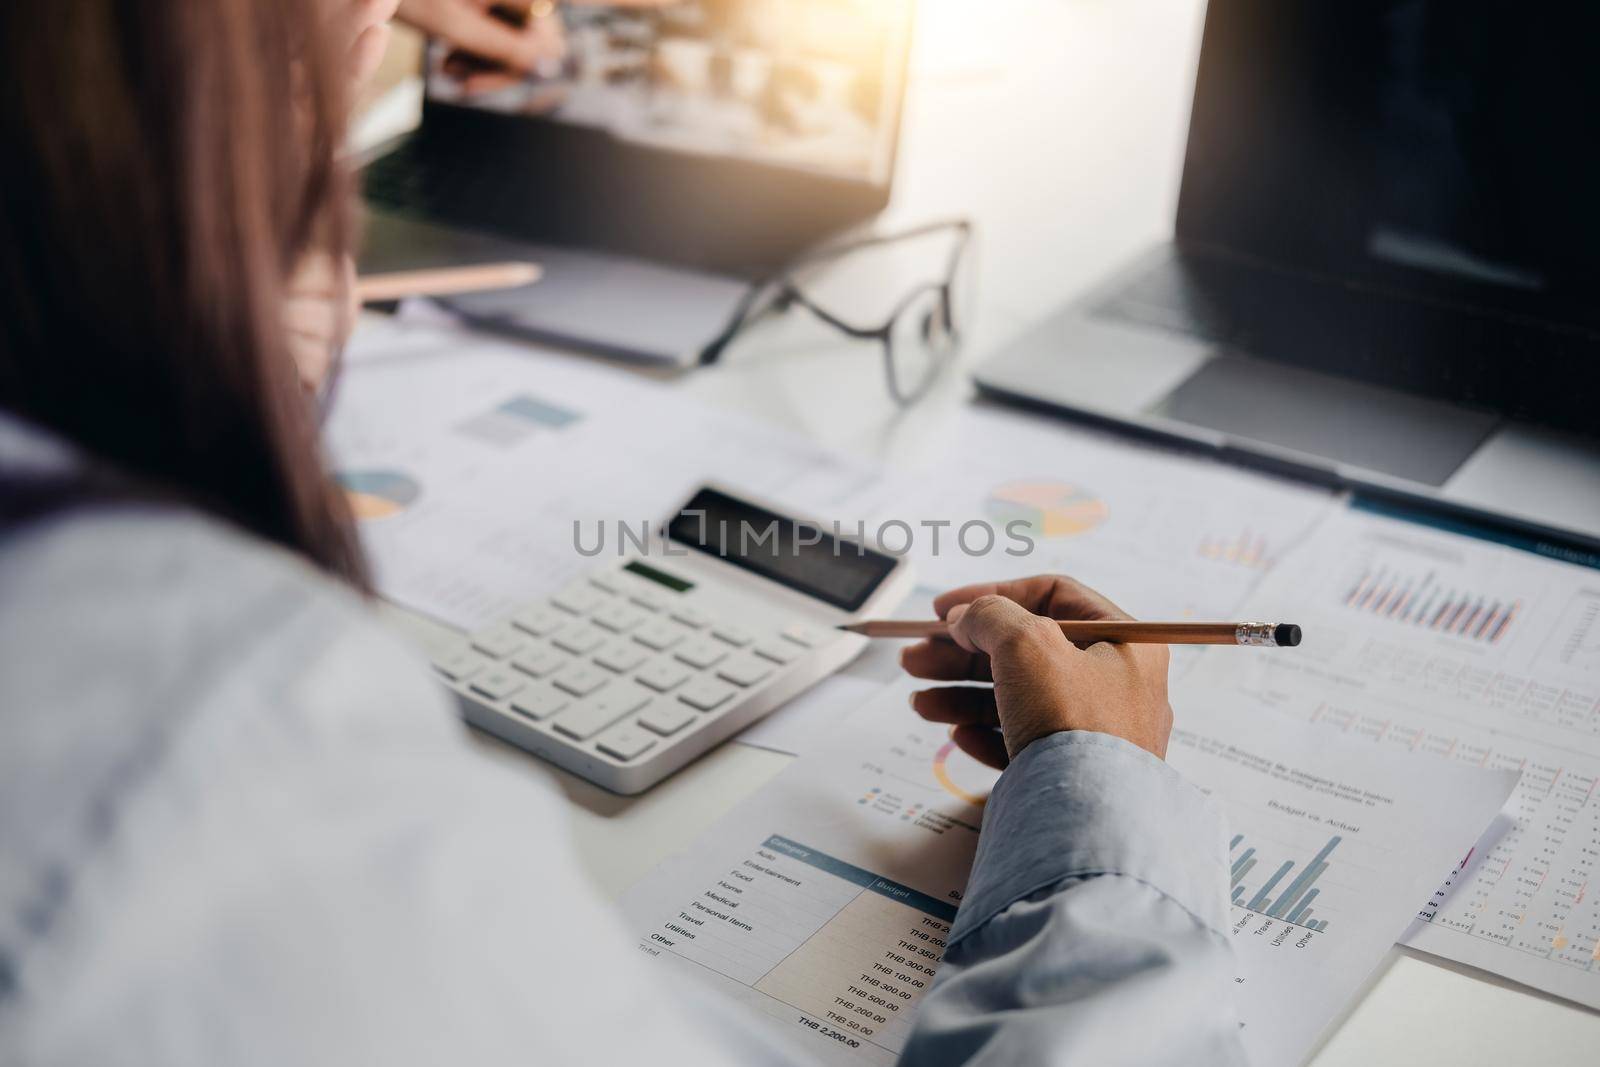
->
xmin=1274 ymin=624 xmax=1303 ymax=648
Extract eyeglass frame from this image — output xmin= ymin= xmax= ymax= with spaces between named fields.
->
xmin=698 ymin=218 xmax=975 ymax=406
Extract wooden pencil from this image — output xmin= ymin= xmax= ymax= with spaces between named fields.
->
xmin=355 ymin=261 xmax=543 ymax=304
xmin=838 ymin=620 xmax=1303 ymax=647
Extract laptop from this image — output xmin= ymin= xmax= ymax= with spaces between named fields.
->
xmin=361 ymin=1 xmax=915 ymax=365
xmin=975 ymin=0 xmax=1600 ymax=549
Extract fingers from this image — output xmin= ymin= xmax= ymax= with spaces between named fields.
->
xmin=946 ymin=595 xmax=1066 ymax=658
xmin=910 ymin=686 xmax=998 ymax=727
xmin=1041 ymin=576 xmax=1132 ymax=624
xmin=933 ymin=574 xmax=1133 ymax=623
xmin=950 ymin=725 xmax=1009 ymax=771
xmin=439 ymin=0 xmax=554 ymax=73
xmin=933 ymin=576 xmax=1057 ymax=619
xmin=900 ymin=639 xmax=991 ymax=683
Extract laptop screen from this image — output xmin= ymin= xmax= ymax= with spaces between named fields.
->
xmin=424 ymin=1 xmax=913 ymax=187
xmin=1178 ymin=1 xmax=1600 ymax=325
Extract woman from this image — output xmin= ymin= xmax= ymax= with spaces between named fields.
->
xmin=0 ymin=2 xmax=1243 ymax=1063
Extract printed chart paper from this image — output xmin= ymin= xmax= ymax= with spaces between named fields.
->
xmin=1168 ymin=705 xmax=1516 ymax=1064
xmin=1182 ymin=503 xmax=1600 ymax=1008
xmin=326 ymin=320 xmax=863 ymax=631
xmin=622 ymin=686 xmax=1515 ymax=1065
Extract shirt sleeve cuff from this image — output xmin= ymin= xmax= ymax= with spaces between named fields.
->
xmin=951 ymin=731 xmax=1232 ymax=946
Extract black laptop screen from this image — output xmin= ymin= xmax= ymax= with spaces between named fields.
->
xmin=1178 ymin=1 xmax=1600 ymax=322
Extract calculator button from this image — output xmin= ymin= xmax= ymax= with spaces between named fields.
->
xmin=596 ymin=725 xmax=658 ymax=762
xmin=552 ymin=585 xmax=608 ymax=616
xmin=674 ymin=637 xmax=728 ymax=670
xmin=634 ymin=618 xmax=687 ymax=651
xmin=511 ymin=645 xmax=569 ymax=679
xmin=470 ymin=668 xmax=525 ymax=702
xmin=711 ymin=623 xmax=755 ymax=647
xmin=554 ymin=685 xmax=651 ymax=741
xmin=669 ymin=605 xmax=713 ymax=629
xmin=589 ymin=572 xmax=623 ymax=593
xmin=636 ymin=660 xmax=691 ymax=692
xmin=781 ymin=624 xmax=825 ymax=648
xmin=509 ymin=686 xmax=569 ymax=722
xmin=679 ymin=677 xmax=736 ymax=711
xmin=629 ymin=590 xmax=668 ymax=612
xmin=470 ymin=625 xmax=525 ymax=660
xmin=592 ymin=602 xmax=647 ymax=633
xmin=594 ymin=640 xmax=649 ymax=674
xmin=753 ymin=640 xmax=800 ymax=665
xmin=432 ymin=647 xmax=490 ymax=682
xmin=639 ymin=702 xmax=696 ymax=737
xmin=552 ymin=663 xmax=609 ymax=697
xmin=511 ymin=605 xmax=567 ymax=637
xmin=716 ymin=655 xmax=775 ymax=688
xmin=553 ymin=625 xmax=607 ymax=655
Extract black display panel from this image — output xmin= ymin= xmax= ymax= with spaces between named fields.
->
xmin=665 ymin=488 xmax=896 ymax=612
xmin=1179 ymin=1 xmax=1600 ymax=323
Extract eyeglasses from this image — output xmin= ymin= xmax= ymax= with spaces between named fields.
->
xmin=700 ymin=219 xmax=975 ymax=406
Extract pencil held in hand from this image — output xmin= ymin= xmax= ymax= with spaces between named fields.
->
xmin=354 ymin=262 xmax=543 ymax=304
xmin=839 ymin=619 xmax=1303 ymax=647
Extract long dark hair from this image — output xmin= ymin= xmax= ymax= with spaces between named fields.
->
xmin=0 ymin=0 xmax=368 ymax=585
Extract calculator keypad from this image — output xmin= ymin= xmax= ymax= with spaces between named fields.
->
xmin=436 ymin=564 xmax=843 ymax=773
xmin=512 ymin=645 xmax=568 ymax=678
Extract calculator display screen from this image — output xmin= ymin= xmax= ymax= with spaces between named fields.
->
xmin=666 ymin=489 xmax=897 ymax=612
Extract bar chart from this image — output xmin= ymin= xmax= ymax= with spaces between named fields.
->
xmin=1198 ymin=529 xmax=1273 ymax=569
xmin=1230 ymin=832 xmax=1340 ymax=931
xmin=1340 ymin=566 xmax=1519 ymax=645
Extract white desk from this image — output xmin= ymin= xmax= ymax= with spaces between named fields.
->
xmin=372 ymin=1 xmax=1599 ymax=1061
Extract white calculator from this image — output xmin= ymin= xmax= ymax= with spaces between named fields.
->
xmin=431 ymin=486 xmax=914 ymax=794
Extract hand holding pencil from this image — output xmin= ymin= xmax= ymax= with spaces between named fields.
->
xmin=899 ymin=575 xmax=1185 ymax=768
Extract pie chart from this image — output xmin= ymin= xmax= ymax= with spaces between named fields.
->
xmin=338 ymin=469 xmax=420 ymax=521
xmin=986 ymin=481 xmax=1108 ymax=538
xmin=932 ymin=740 xmax=999 ymax=806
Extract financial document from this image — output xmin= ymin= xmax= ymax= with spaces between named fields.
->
xmin=822 ymin=407 xmax=1339 ymax=674
xmin=325 ymin=320 xmax=861 ymax=631
xmin=622 ymin=685 xmax=1515 ymax=1066
xmin=620 ymin=687 xmax=991 ymax=1065
xmin=1168 ymin=704 xmax=1516 ymax=1064
xmin=1182 ymin=502 xmax=1600 ymax=1008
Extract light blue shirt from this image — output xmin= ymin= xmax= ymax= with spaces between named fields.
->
xmin=0 ymin=412 xmax=1244 ymax=1065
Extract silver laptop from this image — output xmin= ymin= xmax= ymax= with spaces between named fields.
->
xmin=976 ymin=0 xmax=1600 ymax=551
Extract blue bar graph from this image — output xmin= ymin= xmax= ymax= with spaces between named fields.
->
xmin=1246 ymin=861 xmax=1295 ymax=911
xmin=1287 ymin=889 xmax=1320 ymax=925
xmin=1268 ymin=838 xmax=1340 ymax=918
xmin=1231 ymin=834 xmax=1244 ymax=849
xmin=1228 ymin=832 xmax=1341 ymax=932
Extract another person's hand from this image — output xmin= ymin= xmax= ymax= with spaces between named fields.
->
xmin=401 ymin=1 xmax=682 ymax=95
xmin=400 ymin=0 xmax=567 ymax=92
xmin=901 ymin=576 xmax=1174 ymax=769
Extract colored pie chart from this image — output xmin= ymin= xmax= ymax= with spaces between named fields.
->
xmin=338 ymin=469 xmax=420 ymax=521
xmin=985 ymin=481 xmax=1108 ymax=538
xmin=932 ymin=741 xmax=999 ymax=806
